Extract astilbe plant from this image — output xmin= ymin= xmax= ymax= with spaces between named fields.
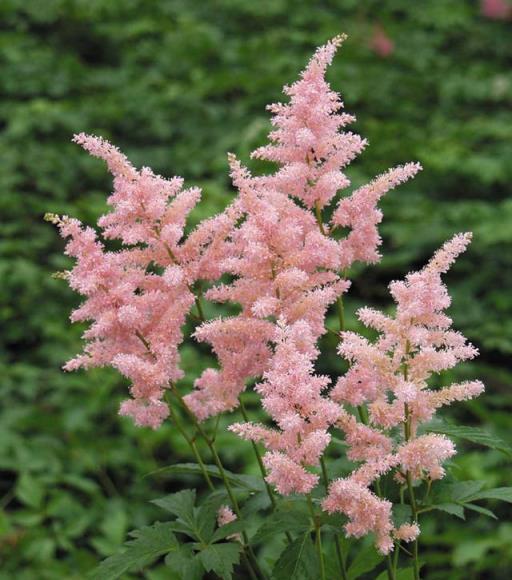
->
xmin=47 ymin=35 xmax=511 ymax=580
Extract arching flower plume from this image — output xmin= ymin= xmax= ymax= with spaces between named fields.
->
xmin=325 ymin=233 xmax=485 ymax=552
xmin=49 ymin=135 xmax=205 ymax=428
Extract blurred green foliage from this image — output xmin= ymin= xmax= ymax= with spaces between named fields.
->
xmin=1 ymin=0 xmax=511 ymax=578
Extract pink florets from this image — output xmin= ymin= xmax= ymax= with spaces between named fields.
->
xmin=119 ymin=398 xmax=169 ymax=430
xmin=188 ymin=36 xmax=418 ymax=424
xmin=217 ymin=505 xmax=241 ymax=541
xmin=52 ymin=134 xmax=209 ymax=428
xmin=394 ymin=523 xmax=420 ymax=543
xmin=323 ymin=479 xmax=395 ymax=554
xmin=230 ymin=321 xmax=339 ymax=495
xmin=252 ymin=35 xmax=365 ymax=210
xmin=398 ymin=434 xmax=456 ymax=481
xmin=263 ymin=451 xmax=319 ymax=495
xmin=481 ymin=0 xmax=511 ymax=20
xmin=326 ymin=233 xmax=484 ymax=550
xmin=217 ymin=505 xmax=237 ymax=527
xmin=333 ymin=163 xmax=422 ymax=268
xmin=335 ymin=233 xmax=482 ymax=432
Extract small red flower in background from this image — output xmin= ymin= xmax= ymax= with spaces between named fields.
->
xmin=370 ymin=25 xmax=395 ymax=58
xmin=481 ymin=0 xmax=511 ymax=20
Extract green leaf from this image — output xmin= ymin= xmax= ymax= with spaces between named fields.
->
xmin=151 ymin=489 xmax=196 ymax=527
xmin=165 ymin=544 xmax=204 ymax=580
xmin=271 ymin=533 xmax=318 ymax=580
xmin=429 ymin=503 xmax=465 ymax=519
xmin=195 ymin=494 xmax=226 ymax=542
xmin=241 ymin=491 xmax=272 ymax=516
xmin=24 ymin=537 xmax=56 ymax=561
xmin=430 ymin=480 xmax=485 ymax=505
xmin=445 ymin=481 xmax=486 ymax=502
xmin=211 ymin=519 xmax=246 ymax=543
xmin=198 ymin=542 xmax=241 ymax=580
xmin=252 ymin=509 xmax=311 ymax=544
xmin=91 ymin=522 xmax=179 ymax=580
xmin=16 ymin=473 xmax=44 ymax=509
xmin=148 ymin=463 xmax=265 ymax=491
xmin=377 ymin=567 xmax=417 ymax=580
xmin=429 ymin=424 xmax=512 ymax=457
xmin=462 ymin=487 xmax=512 ymax=504
xmin=347 ymin=544 xmax=383 ymax=579
xmin=392 ymin=504 xmax=412 ymax=528
xmin=319 ymin=512 xmax=346 ymax=535
xmin=331 ymin=436 xmax=349 ymax=448
xmin=166 ymin=521 xmax=199 ymax=539
xmin=463 ymin=503 xmax=497 ymax=519
xmin=453 ymin=540 xmax=495 ymax=566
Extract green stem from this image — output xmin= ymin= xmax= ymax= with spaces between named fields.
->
xmin=307 ymin=495 xmax=326 ymax=580
xmin=239 ymin=397 xmax=277 ymax=510
xmin=393 ymin=486 xmax=405 ymax=575
xmin=313 ymin=200 xmax=345 ymax=337
xmin=336 ymin=296 xmax=345 ymax=334
xmin=171 ymin=385 xmax=265 ymax=579
xmin=358 ymin=395 xmax=396 ymax=579
xmin=193 ymin=283 xmax=206 ymax=322
xmin=393 ymin=540 xmax=400 ymax=575
xmin=357 ymin=405 xmax=368 ymax=425
xmin=314 ymin=200 xmax=327 ymax=236
xmin=404 ymin=403 xmax=420 ymax=580
xmin=406 ymin=473 xmax=420 ymax=580
xmin=173 ymin=386 xmax=240 ymax=509
xmin=241 ymin=551 xmax=259 ymax=580
xmin=320 ymin=457 xmax=348 ymax=580
xmin=372 ymin=479 xmax=396 ymax=580
xmin=167 ymin=397 xmax=214 ymax=491
xmin=239 ymin=396 xmax=293 ymax=545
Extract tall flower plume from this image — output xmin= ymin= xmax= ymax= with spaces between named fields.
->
xmin=185 ymin=36 xmax=420 ymax=426
xmin=324 ymin=233 xmax=484 ymax=552
xmin=48 ymin=135 xmax=214 ymax=428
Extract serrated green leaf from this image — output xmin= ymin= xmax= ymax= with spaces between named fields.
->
xmin=211 ymin=519 xmax=246 ymax=543
xmin=91 ymin=522 xmax=179 ymax=580
xmin=241 ymin=491 xmax=272 ymax=516
xmin=431 ymin=480 xmax=485 ymax=505
xmin=429 ymin=424 xmax=512 ymax=457
xmin=392 ymin=504 xmax=413 ymax=527
xmin=347 ymin=544 xmax=383 ymax=579
xmin=463 ymin=503 xmax=497 ymax=519
xmin=151 ymin=489 xmax=196 ymax=527
xmin=252 ymin=509 xmax=311 ymax=544
xmin=463 ymin=487 xmax=512 ymax=504
xmin=198 ymin=542 xmax=241 ymax=580
xmin=429 ymin=503 xmax=465 ymax=519
xmin=196 ymin=494 xmax=226 ymax=542
xmin=271 ymin=533 xmax=318 ymax=580
xmin=165 ymin=544 xmax=204 ymax=580
xmin=165 ymin=521 xmax=198 ymax=539
xmin=319 ymin=512 xmax=346 ymax=535
xmin=147 ymin=463 xmax=265 ymax=491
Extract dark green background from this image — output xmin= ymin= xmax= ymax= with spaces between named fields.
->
xmin=1 ymin=1 xmax=511 ymax=578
